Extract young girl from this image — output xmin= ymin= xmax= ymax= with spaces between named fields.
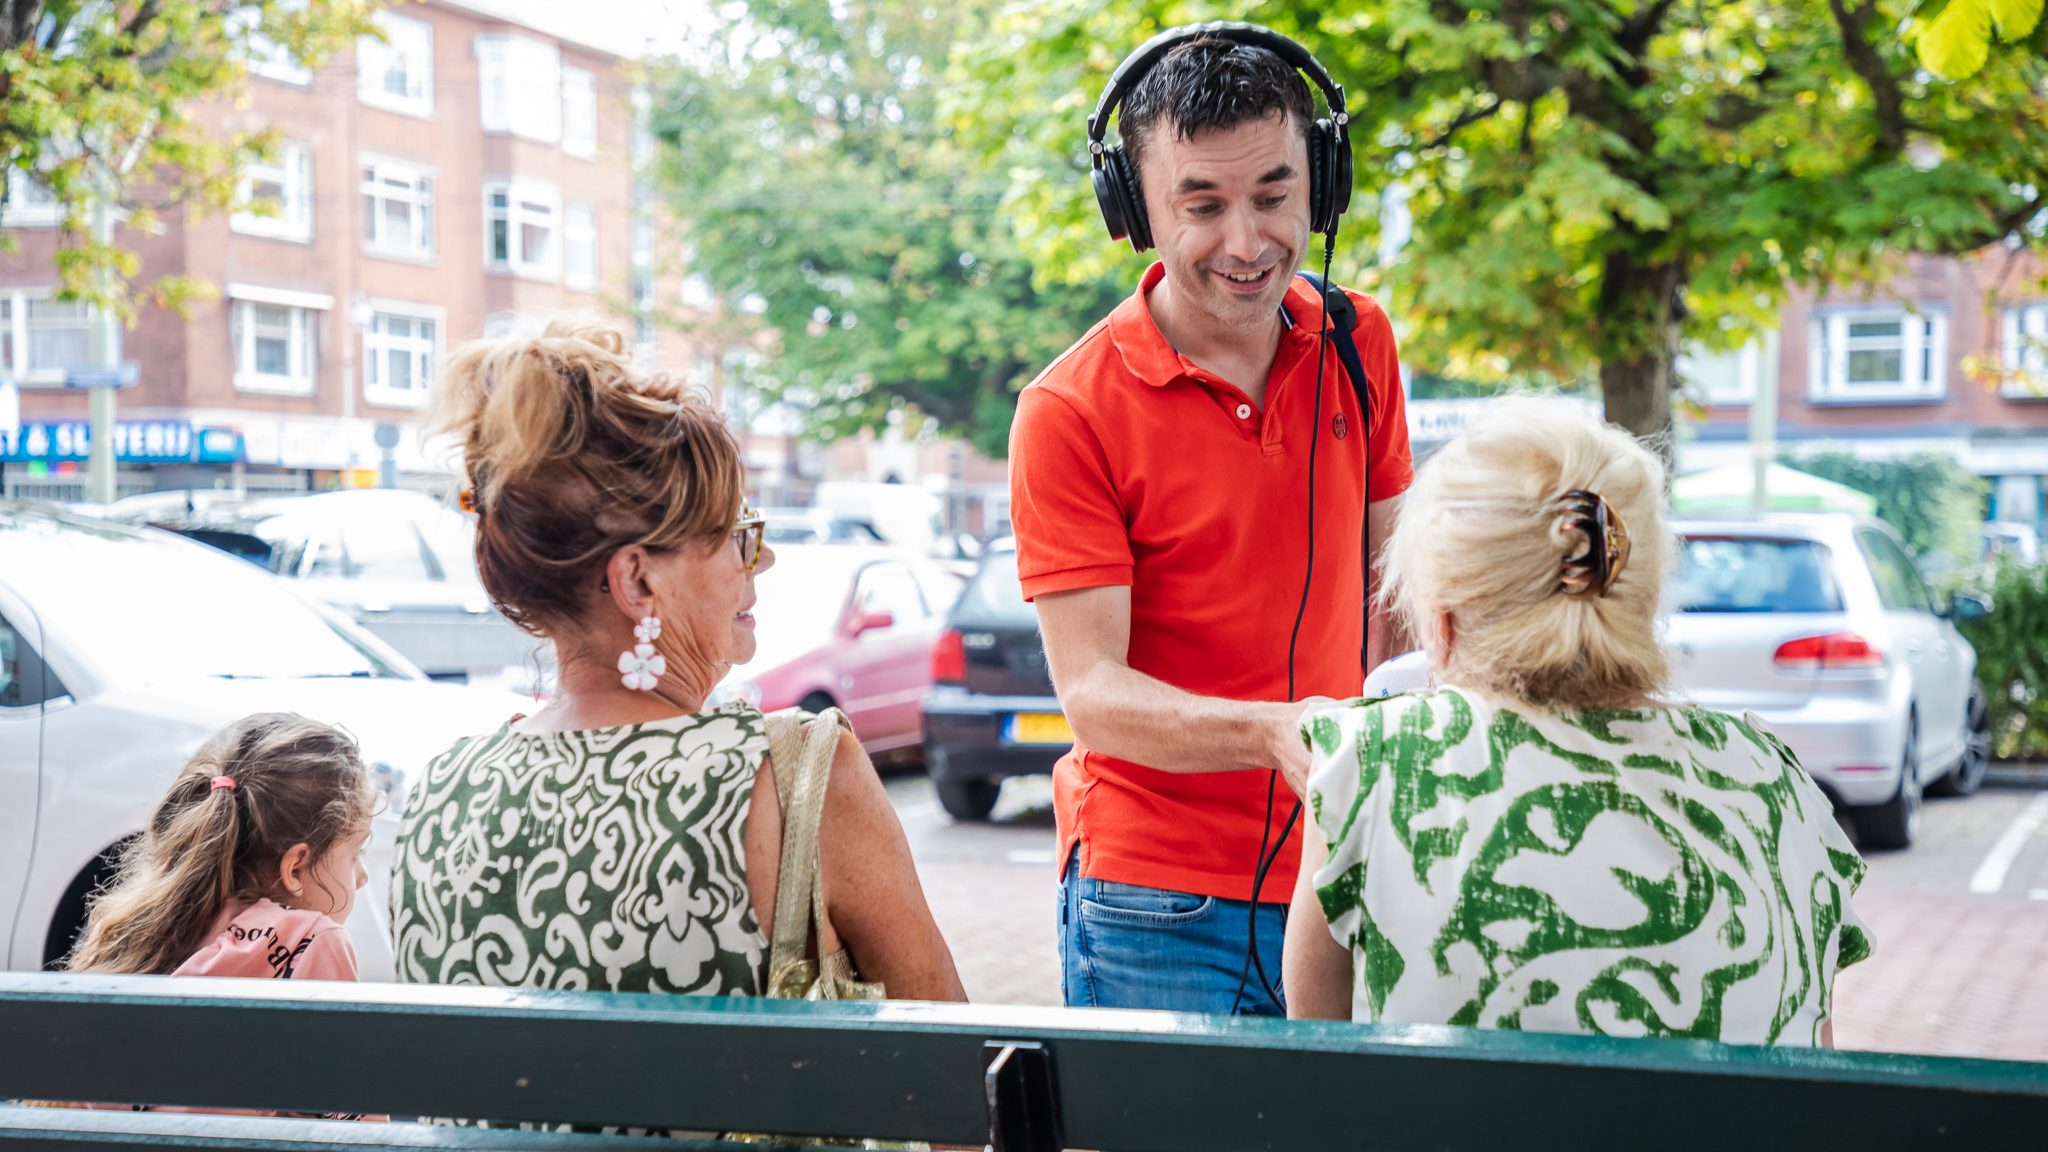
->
xmin=67 ymin=712 xmax=378 ymax=982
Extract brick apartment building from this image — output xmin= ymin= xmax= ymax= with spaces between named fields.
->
xmin=1677 ymin=250 xmax=2048 ymax=531
xmin=0 ymin=1 xmax=654 ymax=501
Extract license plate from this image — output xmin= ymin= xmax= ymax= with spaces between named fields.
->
xmin=1005 ymin=711 xmax=1074 ymax=745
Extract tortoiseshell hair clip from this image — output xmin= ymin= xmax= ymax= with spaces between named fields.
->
xmin=1558 ymin=489 xmax=1630 ymax=599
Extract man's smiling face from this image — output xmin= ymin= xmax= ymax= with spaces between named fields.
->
xmin=1137 ymin=110 xmax=1311 ymax=338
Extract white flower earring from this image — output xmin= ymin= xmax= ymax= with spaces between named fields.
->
xmin=619 ymin=615 xmax=666 ymax=691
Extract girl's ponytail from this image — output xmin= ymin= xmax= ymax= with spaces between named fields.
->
xmin=66 ymin=715 xmax=376 ymax=975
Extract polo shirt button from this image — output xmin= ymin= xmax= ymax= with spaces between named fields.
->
xmin=1235 ymin=403 xmax=1252 ymax=419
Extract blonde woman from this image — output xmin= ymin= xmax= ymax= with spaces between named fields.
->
xmin=1285 ymin=399 xmax=1872 ymax=1047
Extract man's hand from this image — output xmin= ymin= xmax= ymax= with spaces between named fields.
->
xmin=1273 ymin=696 xmax=1337 ymax=800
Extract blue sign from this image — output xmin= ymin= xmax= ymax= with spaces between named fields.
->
xmin=0 ymin=420 xmax=196 ymax=463
xmin=63 ymin=361 xmax=140 ymax=389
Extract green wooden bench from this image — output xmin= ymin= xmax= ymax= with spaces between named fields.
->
xmin=3 ymin=972 xmax=2045 ymax=1150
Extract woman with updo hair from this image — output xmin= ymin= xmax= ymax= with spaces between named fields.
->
xmin=1285 ymin=398 xmax=1870 ymax=1046
xmin=391 ymin=316 xmax=964 ymax=1003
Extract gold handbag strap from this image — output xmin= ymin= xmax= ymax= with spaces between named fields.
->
xmin=762 ymin=707 xmax=848 ymax=984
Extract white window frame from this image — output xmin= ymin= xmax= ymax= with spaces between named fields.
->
xmin=3 ymin=169 xmax=62 ymax=228
xmin=360 ymin=300 xmax=444 ymax=410
xmin=562 ymin=66 xmax=598 ymax=158
xmin=2002 ymin=302 xmax=2048 ymax=398
xmin=1678 ymin=338 xmax=1770 ymax=408
xmin=358 ymin=11 xmax=434 ymax=119
xmin=475 ymin=34 xmax=561 ymax=143
xmin=229 ymin=2 xmax=312 ymax=85
xmin=360 ymin=156 xmax=435 ymax=261
xmin=484 ymin=178 xmax=562 ymax=282
xmin=0 ymin=289 xmax=109 ymax=388
xmin=564 ymin=202 xmax=597 ymax=291
xmin=230 ymin=141 xmax=314 ymax=242
xmin=228 ymin=285 xmax=330 ymax=396
xmin=1807 ymin=306 xmax=1947 ymax=403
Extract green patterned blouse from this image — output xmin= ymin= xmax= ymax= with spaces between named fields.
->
xmin=391 ymin=703 xmax=769 ymax=995
xmin=1302 ymin=688 xmax=1873 ymax=1046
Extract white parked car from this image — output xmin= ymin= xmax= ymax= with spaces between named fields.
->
xmin=103 ymin=488 xmax=542 ymax=682
xmin=1361 ymin=515 xmax=1988 ymax=851
xmin=0 ymin=501 xmax=530 ymax=979
xmin=1667 ymin=516 xmax=1988 ymax=849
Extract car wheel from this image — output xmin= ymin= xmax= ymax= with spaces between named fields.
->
xmin=1853 ymin=712 xmax=1923 ymax=851
xmin=1928 ymin=683 xmax=1991 ymax=798
xmin=44 ymin=838 xmax=133 ymax=970
xmin=936 ymin=778 xmax=1002 ymax=822
xmin=799 ymin=691 xmax=836 ymax=716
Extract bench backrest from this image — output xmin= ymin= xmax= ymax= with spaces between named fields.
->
xmin=4 ymin=973 xmax=2046 ymax=1150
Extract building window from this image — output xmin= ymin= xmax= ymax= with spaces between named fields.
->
xmin=3 ymin=170 xmax=61 ymax=228
xmin=358 ymin=11 xmax=434 ymax=119
xmin=362 ymin=305 xmax=441 ymax=409
xmin=563 ymin=66 xmax=597 ymax=158
xmin=2002 ymin=302 xmax=2048 ymax=398
xmin=230 ymin=296 xmax=320 ymax=395
xmin=1677 ymin=335 xmax=1774 ymax=408
xmin=231 ymin=142 xmax=313 ymax=242
xmin=476 ymin=35 xmax=561 ymax=143
xmin=485 ymin=180 xmax=560 ymax=281
xmin=565 ymin=203 xmax=597 ymax=290
xmin=229 ymin=2 xmax=311 ymax=85
xmin=361 ymin=160 xmax=434 ymax=259
xmin=1807 ymin=307 xmax=1946 ymax=403
xmin=2 ymin=293 xmax=105 ymax=387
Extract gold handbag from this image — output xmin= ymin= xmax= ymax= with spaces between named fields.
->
xmin=728 ymin=709 xmax=921 ymax=1151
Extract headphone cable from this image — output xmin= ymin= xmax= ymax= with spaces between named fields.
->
xmin=1231 ymin=231 xmax=1337 ymax=1015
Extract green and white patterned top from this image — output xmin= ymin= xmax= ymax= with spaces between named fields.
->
xmin=392 ymin=703 xmax=769 ymax=995
xmin=1302 ymin=688 xmax=1873 ymax=1046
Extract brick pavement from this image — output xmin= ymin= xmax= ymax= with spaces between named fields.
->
xmin=1832 ymin=892 xmax=2048 ymax=1061
xmin=915 ymin=860 xmax=1062 ymax=1007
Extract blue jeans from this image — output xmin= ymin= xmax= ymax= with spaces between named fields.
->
xmin=1058 ymin=844 xmax=1288 ymax=1016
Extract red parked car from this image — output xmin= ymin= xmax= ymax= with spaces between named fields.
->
xmin=710 ymin=544 xmax=964 ymax=756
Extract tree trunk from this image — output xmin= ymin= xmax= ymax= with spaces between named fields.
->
xmin=1596 ymin=253 xmax=1684 ymax=466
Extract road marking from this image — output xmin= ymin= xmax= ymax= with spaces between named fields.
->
xmin=1006 ymin=849 xmax=1056 ymax=865
xmin=894 ymin=802 xmax=940 ymax=822
xmin=1967 ymin=791 xmax=2048 ymax=894
xmin=2032 ymin=889 xmax=2048 ymax=901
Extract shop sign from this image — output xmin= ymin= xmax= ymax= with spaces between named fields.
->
xmin=0 ymin=420 xmax=197 ymax=463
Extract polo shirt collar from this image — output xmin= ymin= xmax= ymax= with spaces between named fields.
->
xmin=1109 ymin=262 xmax=1315 ymax=388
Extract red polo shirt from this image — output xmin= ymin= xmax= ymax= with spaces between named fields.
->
xmin=1009 ymin=263 xmax=1413 ymax=901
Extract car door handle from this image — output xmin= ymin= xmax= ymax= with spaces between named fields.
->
xmin=1905 ymin=642 xmax=1923 ymax=660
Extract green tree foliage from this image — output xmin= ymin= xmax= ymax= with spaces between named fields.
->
xmin=643 ymin=0 xmax=1127 ymax=458
xmin=1912 ymin=0 xmax=2042 ymax=79
xmin=1786 ymin=450 xmax=1987 ymax=560
xmin=1955 ymin=559 xmax=2048 ymax=756
xmin=1 ymin=0 xmax=379 ymax=318
xmin=949 ymin=0 xmax=2048 ymax=448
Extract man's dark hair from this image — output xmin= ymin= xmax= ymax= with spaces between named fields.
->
xmin=1117 ymin=38 xmax=1316 ymax=194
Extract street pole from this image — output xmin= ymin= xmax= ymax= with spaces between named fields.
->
xmin=86 ymin=187 xmax=117 ymax=504
xmin=1749 ymin=334 xmax=1779 ymax=516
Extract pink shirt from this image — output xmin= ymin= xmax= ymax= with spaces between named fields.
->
xmin=172 ymin=898 xmax=359 ymax=982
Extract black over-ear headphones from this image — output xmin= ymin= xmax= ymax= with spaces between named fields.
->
xmin=1087 ymin=20 xmax=1354 ymax=253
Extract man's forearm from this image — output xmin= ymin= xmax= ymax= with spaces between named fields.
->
xmin=1062 ymin=658 xmax=1300 ymax=776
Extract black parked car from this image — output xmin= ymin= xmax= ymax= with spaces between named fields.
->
xmin=920 ymin=541 xmax=1071 ymax=820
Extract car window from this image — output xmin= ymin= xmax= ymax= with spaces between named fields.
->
xmin=952 ymin=551 xmax=1039 ymax=628
xmin=1856 ymin=529 xmax=1931 ymax=613
xmin=1673 ymin=537 xmax=1843 ymax=613
xmin=0 ymin=609 xmax=67 ymax=707
xmin=912 ymin=565 xmax=964 ymax=619
xmin=765 ymin=521 xmax=824 ymax=544
xmin=343 ymin=519 xmax=444 ymax=581
xmin=855 ymin=563 xmax=927 ymax=624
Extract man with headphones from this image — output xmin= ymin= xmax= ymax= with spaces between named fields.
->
xmin=1008 ymin=23 xmax=1414 ymax=1015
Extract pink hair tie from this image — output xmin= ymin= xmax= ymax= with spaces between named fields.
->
xmin=210 ymin=776 xmax=236 ymax=792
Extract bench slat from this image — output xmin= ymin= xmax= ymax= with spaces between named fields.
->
xmin=0 ymin=1108 xmax=756 ymax=1152
xmin=5 ymin=974 xmax=2046 ymax=1149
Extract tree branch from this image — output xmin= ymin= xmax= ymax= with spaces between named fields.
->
xmin=1825 ymin=0 xmax=1910 ymax=158
xmin=1418 ymin=97 xmax=1505 ymax=151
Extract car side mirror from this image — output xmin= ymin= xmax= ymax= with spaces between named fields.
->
xmin=1948 ymin=592 xmax=1993 ymax=620
xmin=852 ymin=610 xmax=894 ymax=634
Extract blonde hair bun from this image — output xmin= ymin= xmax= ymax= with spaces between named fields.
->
xmin=1380 ymin=396 xmax=1671 ymax=709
